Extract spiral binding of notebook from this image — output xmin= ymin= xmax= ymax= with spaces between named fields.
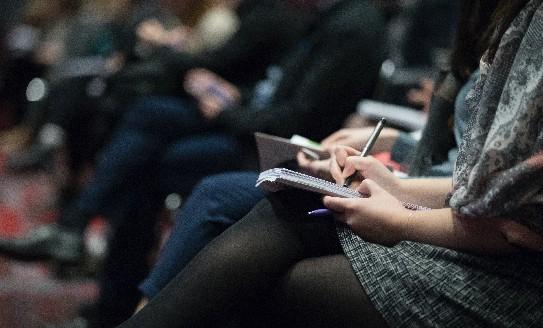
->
xmin=256 ymin=168 xmax=429 ymax=211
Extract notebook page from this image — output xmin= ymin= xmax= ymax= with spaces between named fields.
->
xmin=257 ymin=168 xmax=429 ymax=211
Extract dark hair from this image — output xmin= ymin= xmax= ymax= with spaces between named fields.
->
xmin=450 ymin=0 xmax=530 ymax=80
xmin=449 ymin=0 xmax=499 ymax=80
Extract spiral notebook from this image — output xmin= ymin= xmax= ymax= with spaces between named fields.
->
xmin=256 ymin=168 xmax=428 ymax=211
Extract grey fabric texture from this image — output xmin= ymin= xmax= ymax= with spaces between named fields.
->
xmin=338 ymin=1 xmax=543 ymax=327
xmin=338 ymin=226 xmax=543 ymax=327
xmin=450 ymin=0 xmax=543 ymax=233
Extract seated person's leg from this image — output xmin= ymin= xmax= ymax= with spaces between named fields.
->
xmin=121 ymin=96 xmax=206 ymax=138
xmin=139 ymin=171 xmax=265 ymax=299
xmin=61 ymin=96 xmax=208 ymax=231
xmin=7 ymin=76 xmax=99 ymax=171
xmin=157 ymin=133 xmax=244 ymax=195
xmin=93 ymin=177 xmax=165 ymax=328
xmin=271 ymin=255 xmax=387 ymax=328
xmin=0 ymin=96 xmax=211 ymax=263
xmin=119 ymin=191 xmax=345 ymax=328
xmin=93 ymin=140 xmax=249 ymax=323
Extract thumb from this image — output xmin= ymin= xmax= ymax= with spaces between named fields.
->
xmin=323 ymin=196 xmax=351 ymax=213
xmin=356 ymin=179 xmax=381 ymax=196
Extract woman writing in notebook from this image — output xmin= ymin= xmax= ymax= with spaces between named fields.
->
xmin=118 ymin=1 xmax=543 ymax=327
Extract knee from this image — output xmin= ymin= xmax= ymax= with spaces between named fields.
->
xmin=271 ymin=259 xmax=329 ymax=327
xmin=277 ymin=259 xmax=324 ymax=305
xmin=195 ymin=172 xmax=260 ymax=200
xmin=274 ymin=257 xmax=387 ymax=328
xmin=124 ymin=96 xmax=190 ymax=131
xmin=193 ymin=174 xmax=231 ymax=196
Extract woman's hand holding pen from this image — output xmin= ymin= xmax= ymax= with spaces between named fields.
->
xmin=323 ymin=144 xmax=410 ymax=245
xmin=329 ymin=145 xmax=400 ymax=196
xmin=323 ymin=179 xmax=409 ymax=245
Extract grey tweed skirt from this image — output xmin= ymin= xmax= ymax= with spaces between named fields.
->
xmin=337 ymin=226 xmax=543 ymax=328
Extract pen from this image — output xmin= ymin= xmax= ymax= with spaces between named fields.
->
xmin=308 ymin=118 xmax=387 ymax=217
xmin=343 ymin=117 xmax=386 ymax=187
xmin=307 ymin=208 xmax=332 ymax=217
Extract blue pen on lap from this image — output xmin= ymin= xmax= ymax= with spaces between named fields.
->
xmin=307 ymin=118 xmax=386 ymax=217
xmin=307 ymin=208 xmax=333 ymax=217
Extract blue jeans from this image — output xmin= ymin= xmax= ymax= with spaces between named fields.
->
xmin=139 ymin=171 xmax=266 ymax=298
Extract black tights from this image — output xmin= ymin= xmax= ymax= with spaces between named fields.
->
xmin=117 ymin=191 xmax=388 ymax=328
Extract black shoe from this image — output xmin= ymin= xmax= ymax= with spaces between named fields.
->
xmin=0 ymin=224 xmax=83 ymax=264
xmin=6 ymin=143 xmax=56 ymax=172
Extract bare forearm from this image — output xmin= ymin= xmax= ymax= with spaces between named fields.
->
xmin=403 ymin=208 xmax=518 ymax=255
xmin=396 ymin=178 xmax=452 ymax=208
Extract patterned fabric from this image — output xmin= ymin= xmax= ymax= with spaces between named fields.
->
xmin=450 ymin=0 xmax=543 ymax=234
xmin=338 ymin=1 xmax=543 ymax=327
xmin=337 ymin=227 xmax=543 ymax=327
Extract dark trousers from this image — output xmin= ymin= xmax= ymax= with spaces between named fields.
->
xmin=60 ymin=96 xmax=243 ymax=326
xmin=94 ymin=136 xmax=243 ymax=327
xmin=139 ymin=171 xmax=265 ymax=298
xmin=61 ymin=96 xmax=213 ymax=231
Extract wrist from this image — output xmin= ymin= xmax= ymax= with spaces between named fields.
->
xmin=387 ymin=174 xmax=404 ymax=200
xmin=389 ymin=208 xmax=414 ymax=244
xmin=401 ymin=210 xmax=416 ymax=242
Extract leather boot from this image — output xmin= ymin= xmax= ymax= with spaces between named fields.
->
xmin=6 ymin=143 xmax=56 ymax=172
xmin=0 ymin=224 xmax=83 ymax=264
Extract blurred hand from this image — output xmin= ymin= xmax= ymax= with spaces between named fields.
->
xmin=329 ymin=145 xmax=399 ymax=194
xmin=184 ymin=69 xmax=240 ymax=119
xmin=342 ymin=112 xmax=372 ymax=128
xmin=497 ymin=220 xmax=543 ymax=252
xmin=406 ymin=78 xmax=435 ymax=112
xmin=105 ymin=52 xmax=126 ymax=74
xmin=321 ymin=127 xmax=399 ymax=154
xmin=323 ymin=179 xmax=409 ymax=245
xmin=35 ymin=41 xmax=63 ymax=65
xmin=198 ymin=93 xmax=229 ymax=120
xmin=296 ymin=151 xmax=332 ymax=180
xmin=166 ymin=26 xmax=190 ymax=51
xmin=137 ymin=19 xmax=189 ymax=50
xmin=137 ymin=19 xmax=167 ymax=44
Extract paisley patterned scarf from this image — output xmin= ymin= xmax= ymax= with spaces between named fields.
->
xmin=450 ymin=0 xmax=543 ymax=234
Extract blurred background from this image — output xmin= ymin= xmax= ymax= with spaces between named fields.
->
xmin=0 ymin=0 xmax=459 ymax=327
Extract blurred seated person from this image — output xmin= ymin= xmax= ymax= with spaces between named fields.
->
xmin=134 ymin=0 xmax=482 ymax=307
xmin=3 ymin=0 xmax=306 ymax=208
xmin=0 ymin=0 xmax=82 ymax=130
xmin=0 ymin=3 xmax=388 ymax=326
xmin=137 ymin=0 xmax=241 ymax=54
xmin=136 ymin=28 xmax=479 ymax=308
xmin=119 ymin=1 xmax=543 ymax=326
xmin=0 ymin=0 xmax=150 ymax=154
xmin=375 ymin=0 xmax=459 ymax=106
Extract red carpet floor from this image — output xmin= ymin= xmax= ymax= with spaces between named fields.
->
xmin=0 ymin=155 xmax=100 ymax=327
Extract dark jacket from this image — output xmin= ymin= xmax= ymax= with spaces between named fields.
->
xmin=216 ymin=0 xmax=387 ymax=141
xmin=162 ymin=0 xmax=309 ymax=91
xmin=106 ymin=0 xmax=307 ymax=112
